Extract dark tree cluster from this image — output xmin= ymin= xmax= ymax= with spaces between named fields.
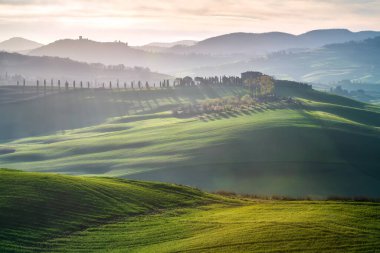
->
xmin=174 ymin=76 xmax=242 ymax=87
xmin=172 ymin=72 xmax=276 ymax=98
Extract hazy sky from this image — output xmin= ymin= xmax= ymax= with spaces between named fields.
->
xmin=1 ymin=0 xmax=380 ymax=45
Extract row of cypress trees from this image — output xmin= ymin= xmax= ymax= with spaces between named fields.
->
xmin=15 ymin=79 xmax=172 ymax=90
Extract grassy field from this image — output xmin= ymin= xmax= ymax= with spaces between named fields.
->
xmin=0 ymin=85 xmax=379 ymax=197
xmin=0 ymin=86 xmax=246 ymax=141
xmin=1 ymin=169 xmax=380 ymax=253
xmin=0 ymin=169 xmax=226 ymax=252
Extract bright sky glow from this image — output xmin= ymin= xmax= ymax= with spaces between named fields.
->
xmin=0 ymin=0 xmax=380 ymax=45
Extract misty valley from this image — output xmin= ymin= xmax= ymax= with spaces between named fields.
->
xmin=1 ymin=2 xmax=380 ymax=252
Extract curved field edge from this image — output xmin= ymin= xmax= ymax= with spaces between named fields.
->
xmin=0 ymin=85 xmax=379 ymax=197
xmin=1 ymin=169 xmax=380 ymax=253
xmin=0 ymin=169 xmax=232 ymax=252
xmin=48 ymin=202 xmax=380 ymax=253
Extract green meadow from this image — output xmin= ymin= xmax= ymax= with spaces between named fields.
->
xmin=0 ymin=85 xmax=380 ymax=198
xmin=0 ymin=84 xmax=379 ymax=197
xmin=1 ymin=169 xmax=380 ymax=253
xmin=1 ymin=83 xmax=380 ymax=252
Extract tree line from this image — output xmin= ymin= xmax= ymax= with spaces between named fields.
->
xmin=8 ymin=71 xmax=311 ymax=97
xmin=13 ymin=79 xmax=172 ymax=90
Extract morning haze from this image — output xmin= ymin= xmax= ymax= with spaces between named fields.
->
xmin=1 ymin=0 xmax=380 ymax=252
xmin=1 ymin=0 xmax=380 ymax=44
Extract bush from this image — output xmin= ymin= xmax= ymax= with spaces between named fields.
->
xmin=241 ymin=94 xmax=253 ymax=104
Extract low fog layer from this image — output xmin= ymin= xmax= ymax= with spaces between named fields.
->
xmin=0 ymin=52 xmax=170 ymax=85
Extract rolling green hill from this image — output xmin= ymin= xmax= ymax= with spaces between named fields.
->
xmin=0 ymin=86 xmax=245 ymax=141
xmin=0 ymin=84 xmax=379 ymax=197
xmin=1 ymin=169 xmax=380 ymax=252
xmin=0 ymin=169 xmax=224 ymax=252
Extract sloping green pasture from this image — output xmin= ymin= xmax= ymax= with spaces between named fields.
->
xmin=1 ymin=170 xmax=380 ymax=253
xmin=0 ymin=85 xmax=379 ymax=197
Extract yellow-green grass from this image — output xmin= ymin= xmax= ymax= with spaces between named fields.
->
xmin=1 ymin=169 xmax=380 ymax=253
xmin=0 ymin=85 xmax=380 ymax=197
xmin=0 ymin=169 xmax=228 ymax=252
xmin=48 ymin=202 xmax=380 ymax=253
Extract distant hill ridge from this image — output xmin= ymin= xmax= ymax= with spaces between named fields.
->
xmin=0 ymin=37 xmax=43 ymax=53
xmin=29 ymin=38 xmax=227 ymax=73
xmin=190 ymin=36 xmax=380 ymax=83
xmin=143 ymin=40 xmax=197 ymax=48
xmin=168 ymin=29 xmax=380 ymax=55
xmin=136 ymin=40 xmax=198 ymax=53
xmin=26 ymin=29 xmax=380 ymax=74
xmin=0 ymin=51 xmax=169 ymax=82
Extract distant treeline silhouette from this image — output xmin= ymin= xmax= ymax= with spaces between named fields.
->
xmin=4 ymin=71 xmax=312 ymax=93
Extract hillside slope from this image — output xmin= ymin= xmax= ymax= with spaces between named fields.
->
xmin=169 ymin=29 xmax=380 ymax=56
xmin=0 ymin=169 xmax=221 ymax=252
xmin=0 ymin=52 xmax=169 ymax=83
xmin=0 ymin=85 xmax=379 ymax=197
xmin=192 ymin=36 xmax=380 ymax=83
xmin=29 ymin=39 xmax=232 ymax=74
xmin=1 ymin=169 xmax=379 ymax=252
xmin=136 ymin=40 xmax=198 ymax=53
xmin=0 ymin=37 xmax=43 ymax=52
xmin=0 ymin=86 xmax=240 ymax=141
xmin=27 ymin=30 xmax=380 ymax=75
